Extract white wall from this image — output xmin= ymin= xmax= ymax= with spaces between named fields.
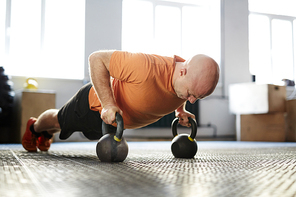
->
xmin=11 ymin=77 xmax=84 ymax=108
xmin=11 ymin=0 xmax=251 ymax=139
xmin=223 ymin=0 xmax=251 ymax=95
xmin=84 ymin=0 xmax=122 ymax=81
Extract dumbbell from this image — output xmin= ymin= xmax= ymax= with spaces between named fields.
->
xmin=96 ymin=113 xmax=128 ymax=162
xmin=171 ymin=117 xmax=198 ymax=158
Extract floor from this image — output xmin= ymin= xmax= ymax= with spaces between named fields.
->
xmin=1 ymin=141 xmax=296 ymax=197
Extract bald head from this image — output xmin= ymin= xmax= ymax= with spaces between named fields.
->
xmin=173 ymin=54 xmax=219 ymax=103
xmin=186 ymin=54 xmax=220 ymax=96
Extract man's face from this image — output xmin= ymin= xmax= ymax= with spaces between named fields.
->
xmin=175 ymin=78 xmax=205 ymax=104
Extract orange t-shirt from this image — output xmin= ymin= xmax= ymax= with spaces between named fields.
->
xmin=88 ymin=51 xmax=186 ymax=129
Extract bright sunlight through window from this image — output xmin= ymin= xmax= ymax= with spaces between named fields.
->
xmin=122 ymin=0 xmax=220 ymax=63
xmin=2 ymin=0 xmax=85 ymax=79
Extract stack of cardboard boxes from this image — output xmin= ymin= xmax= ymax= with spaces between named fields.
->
xmin=229 ymin=83 xmax=296 ymax=142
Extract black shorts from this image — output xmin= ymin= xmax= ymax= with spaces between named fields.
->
xmin=57 ymin=83 xmax=116 ymax=140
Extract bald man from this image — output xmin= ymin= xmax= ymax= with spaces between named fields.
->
xmin=22 ymin=50 xmax=220 ymax=152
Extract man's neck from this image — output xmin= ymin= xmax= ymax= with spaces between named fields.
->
xmin=172 ymin=61 xmax=184 ymax=87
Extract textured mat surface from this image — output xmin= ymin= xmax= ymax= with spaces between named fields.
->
xmin=1 ymin=141 xmax=296 ymax=197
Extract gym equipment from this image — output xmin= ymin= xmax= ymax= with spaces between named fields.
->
xmin=171 ymin=117 xmax=198 ymax=158
xmin=0 ymin=67 xmax=14 ymax=143
xmin=24 ymin=78 xmax=38 ymax=90
xmin=96 ymin=113 xmax=128 ymax=162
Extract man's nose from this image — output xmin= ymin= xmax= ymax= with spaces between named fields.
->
xmin=188 ymin=96 xmax=197 ymax=104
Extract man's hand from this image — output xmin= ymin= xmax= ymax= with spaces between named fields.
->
xmin=175 ymin=103 xmax=196 ymax=127
xmin=101 ymin=105 xmax=123 ymax=125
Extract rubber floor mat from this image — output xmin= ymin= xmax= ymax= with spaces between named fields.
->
xmin=1 ymin=141 xmax=296 ymax=197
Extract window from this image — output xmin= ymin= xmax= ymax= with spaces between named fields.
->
xmin=1 ymin=0 xmax=85 ymax=79
xmin=122 ymin=0 xmax=221 ymax=63
xmin=249 ymin=0 xmax=296 ymax=85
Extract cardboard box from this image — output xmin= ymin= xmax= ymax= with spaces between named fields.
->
xmin=229 ymin=83 xmax=286 ymax=114
xmin=12 ymin=90 xmax=56 ymax=142
xmin=286 ymin=100 xmax=296 ymax=142
xmin=240 ymin=113 xmax=286 ymax=142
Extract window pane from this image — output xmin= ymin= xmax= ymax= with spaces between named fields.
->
xmin=0 ymin=0 xmax=6 ymax=66
xmin=182 ymin=5 xmax=220 ymax=62
xmin=122 ymin=0 xmax=153 ymax=53
xmin=7 ymin=0 xmax=41 ymax=76
xmin=248 ymin=14 xmax=272 ymax=83
xmin=42 ymin=0 xmax=85 ymax=79
xmin=249 ymin=0 xmax=296 ymax=17
xmin=155 ymin=5 xmax=181 ymax=56
xmin=271 ymin=19 xmax=293 ymax=84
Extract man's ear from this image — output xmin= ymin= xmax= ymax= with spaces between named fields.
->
xmin=180 ymin=68 xmax=187 ymax=76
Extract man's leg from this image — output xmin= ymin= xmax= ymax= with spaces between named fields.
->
xmin=34 ymin=109 xmax=61 ymax=134
xmin=22 ymin=82 xmax=103 ymax=152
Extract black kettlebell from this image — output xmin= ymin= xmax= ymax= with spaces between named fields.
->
xmin=96 ymin=113 xmax=128 ymax=162
xmin=171 ymin=117 xmax=198 ymax=158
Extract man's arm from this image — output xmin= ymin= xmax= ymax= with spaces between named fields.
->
xmin=175 ymin=102 xmax=196 ymax=127
xmin=88 ymin=50 xmax=122 ymax=124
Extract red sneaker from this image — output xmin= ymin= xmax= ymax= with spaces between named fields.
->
xmin=37 ymin=132 xmax=53 ymax=151
xmin=22 ymin=117 xmax=38 ymax=152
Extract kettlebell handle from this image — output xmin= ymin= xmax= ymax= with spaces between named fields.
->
xmin=172 ymin=117 xmax=197 ymax=140
xmin=102 ymin=113 xmax=124 ymax=141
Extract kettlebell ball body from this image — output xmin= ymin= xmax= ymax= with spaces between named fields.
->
xmin=96 ymin=134 xmax=128 ymax=162
xmin=171 ymin=134 xmax=198 ymax=158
